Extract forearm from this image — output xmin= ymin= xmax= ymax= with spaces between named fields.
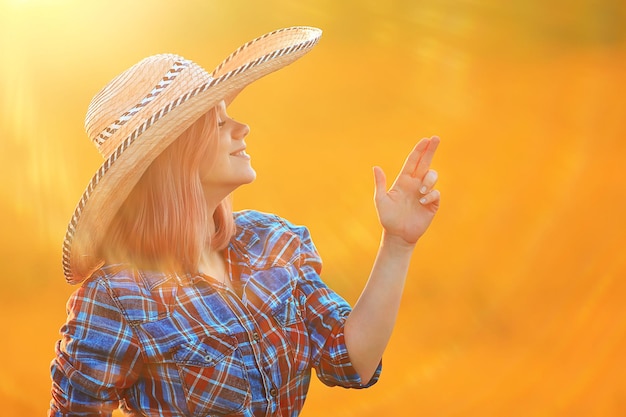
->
xmin=344 ymin=232 xmax=416 ymax=382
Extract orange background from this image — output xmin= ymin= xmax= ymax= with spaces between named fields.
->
xmin=1 ymin=1 xmax=626 ymax=416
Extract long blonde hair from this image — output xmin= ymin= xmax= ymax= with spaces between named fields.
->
xmin=100 ymin=107 xmax=235 ymax=273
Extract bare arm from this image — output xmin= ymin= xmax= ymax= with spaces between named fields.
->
xmin=345 ymin=136 xmax=441 ymax=382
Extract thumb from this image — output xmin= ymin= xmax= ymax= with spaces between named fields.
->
xmin=372 ymin=166 xmax=387 ymax=203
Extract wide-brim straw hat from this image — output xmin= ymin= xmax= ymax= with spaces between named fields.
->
xmin=62 ymin=26 xmax=322 ymax=284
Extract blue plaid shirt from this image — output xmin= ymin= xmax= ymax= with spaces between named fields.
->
xmin=49 ymin=210 xmax=381 ymax=416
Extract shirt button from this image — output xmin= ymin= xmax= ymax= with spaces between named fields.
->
xmin=269 ymin=387 xmax=278 ymax=397
xmin=252 ymin=332 xmax=260 ymax=342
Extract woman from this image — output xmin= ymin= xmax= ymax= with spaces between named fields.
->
xmin=50 ymin=27 xmax=441 ymax=417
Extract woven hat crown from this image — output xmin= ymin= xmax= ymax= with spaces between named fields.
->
xmin=85 ymin=55 xmax=211 ymax=160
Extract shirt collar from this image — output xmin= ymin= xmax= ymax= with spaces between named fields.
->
xmin=134 ymin=225 xmax=260 ymax=291
xmin=232 ymin=223 xmax=260 ymax=252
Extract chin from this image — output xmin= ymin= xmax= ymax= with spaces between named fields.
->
xmin=239 ymin=169 xmax=257 ymax=185
xmin=244 ymin=171 xmax=257 ymax=184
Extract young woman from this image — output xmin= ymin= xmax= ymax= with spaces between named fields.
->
xmin=49 ymin=26 xmax=441 ymax=417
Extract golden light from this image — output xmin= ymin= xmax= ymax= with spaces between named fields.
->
xmin=1 ymin=0 xmax=625 ymax=415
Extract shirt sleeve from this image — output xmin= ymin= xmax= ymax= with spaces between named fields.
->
xmin=49 ymin=277 xmax=143 ymax=416
xmin=291 ymin=223 xmax=382 ymax=389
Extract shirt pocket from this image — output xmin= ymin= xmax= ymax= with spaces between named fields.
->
xmin=271 ymin=292 xmax=310 ymax=374
xmin=174 ymin=334 xmax=250 ymax=416
xmin=139 ymin=316 xmax=251 ymax=416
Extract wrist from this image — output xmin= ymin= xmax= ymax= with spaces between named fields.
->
xmin=380 ymin=231 xmax=417 ymax=254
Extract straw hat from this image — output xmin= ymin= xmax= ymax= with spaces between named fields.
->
xmin=62 ymin=26 xmax=322 ymax=284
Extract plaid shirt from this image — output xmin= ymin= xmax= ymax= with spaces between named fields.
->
xmin=49 ymin=210 xmax=381 ymax=417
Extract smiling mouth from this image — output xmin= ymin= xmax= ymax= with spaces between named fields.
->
xmin=230 ymin=149 xmax=249 ymax=158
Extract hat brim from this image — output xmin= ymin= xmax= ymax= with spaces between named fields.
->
xmin=63 ymin=26 xmax=322 ymax=284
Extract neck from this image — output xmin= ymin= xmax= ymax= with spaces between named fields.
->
xmin=203 ymin=191 xmax=228 ymax=234
xmin=195 ymin=194 xmax=235 ymax=290
xmin=202 ymin=194 xmax=227 ymax=259
xmin=203 ymin=182 xmax=234 ymax=215
xmin=201 ymin=185 xmax=234 ymax=266
xmin=198 ymin=239 xmax=230 ymax=288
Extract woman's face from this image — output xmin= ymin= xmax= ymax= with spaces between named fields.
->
xmin=200 ymin=101 xmax=255 ymax=196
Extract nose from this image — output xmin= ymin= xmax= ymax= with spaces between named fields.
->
xmin=232 ymin=120 xmax=250 ymax=139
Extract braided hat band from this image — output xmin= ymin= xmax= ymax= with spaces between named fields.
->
xmin=63 ymin=26 xmax=322 ymax=284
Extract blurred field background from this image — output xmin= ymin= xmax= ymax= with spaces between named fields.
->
xmin=1 ymin=0 xmax=626 ymax=415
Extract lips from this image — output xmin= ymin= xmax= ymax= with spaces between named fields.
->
xmin=230 ymin=148 xmax=249 ymax=158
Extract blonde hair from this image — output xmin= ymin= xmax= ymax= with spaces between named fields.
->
xmin=100 ymin=107 xmax=235 ymax=273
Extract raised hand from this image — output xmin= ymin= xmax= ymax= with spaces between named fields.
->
xmin=373 ymin=136 xmax=441 ymax=246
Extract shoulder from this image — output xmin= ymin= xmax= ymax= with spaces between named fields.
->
xmin=65 ymin=266 xmax=146 ymax=320
xmin=77 ymin=265 xmax=174 ymax=321
xmin=234 ymin=209 xmax=295 ymax=229
xmin=232 ymin=210 xmax=320 ymax=268
xmin=85 ymin=264 xmax=149 ymax=292
xmin=233 ymin=209 xmax=310 ymax=240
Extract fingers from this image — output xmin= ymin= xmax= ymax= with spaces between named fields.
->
xmin=419 ymin=169 xmax=438 ymax=194
xmin=413 ymin=136 xmax=440 ymax=179
xmin=372 ymin=166 xmax=387 ymax=203
xmin=419 ymin=188 xmax=440 ymax=206
xmin=419 ymin=169 xmax=439 ymax=206
xmin=399 ymin=140 xmax=429 ymax=177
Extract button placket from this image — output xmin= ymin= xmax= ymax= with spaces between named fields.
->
xmin=218 ymin=288 xmax=275 ymax=408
